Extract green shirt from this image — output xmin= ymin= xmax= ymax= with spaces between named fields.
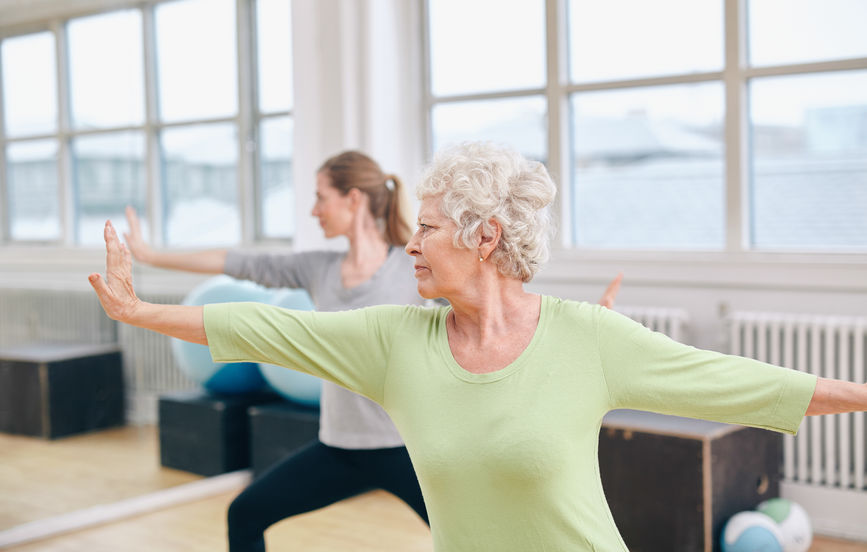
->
xmin=204 ymin=295 xmax=816 ymax=552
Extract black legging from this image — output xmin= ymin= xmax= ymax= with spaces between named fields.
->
xmin=227 ymin=440 xmax=429 ymax=551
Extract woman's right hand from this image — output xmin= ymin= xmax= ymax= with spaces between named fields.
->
xmin=89 ymin=220 xmax=142 ymax=323
xmin=124 ymin=205 xmax=154 ymax=264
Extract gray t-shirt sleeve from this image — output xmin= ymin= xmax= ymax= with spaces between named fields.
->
xmin=224 ymin=250 xmax=333 ymax=290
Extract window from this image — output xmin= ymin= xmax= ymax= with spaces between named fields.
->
xmin=571 ymin=83 xmax=724 ymax=248
xmin=161 ymin=123 xmax=239 ymax=246
xmin=0 ymin=0 xmax=295 ymax=246
xmin=68 ymin=10 xmax=144 ymax=130
xmin=424 ymin=0 xmax=867 ymax=252
xmin=155 ymin=0 xmax=237 ymax=123
xmin=1 ymin=32 xmax=60 ymax=241
xmin=426 ymin=0 xmax=547 ymax=163
xmin=746 ymin=0 xmax=867 ymax=250
xmin=73 ymin=131 xmax=146 ymax=246
xmin=1 ymin=32 xmax=57 ymax=137
xmin=67 ymin=10 xmax=146 ymax=246
xmin=749 ymin=71 xmax=867 ymax=250
xmin=6 ymin=140 xmax=60 ymax=241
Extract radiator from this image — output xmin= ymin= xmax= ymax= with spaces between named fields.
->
xmin=120 ymin=293 xmax=197 ymax=424
xmin=617 ymin=306 xmax=688 ymax=342
xmin=0 ymin=289 xmax=116 ymax=347
xmin=728 ymin=311 xmax=867 ymax=539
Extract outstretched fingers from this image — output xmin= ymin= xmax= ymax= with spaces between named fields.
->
xmin=89 ymin=220 xmax=139 ymax=322
xmin=123 ymin=205 xmax=150 ymax=261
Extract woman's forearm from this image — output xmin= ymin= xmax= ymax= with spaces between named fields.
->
xmin=805 ymin=377 xmax=867 ymax=416
xmin=145 ymin=249 xmax=228 ymax=274
xmin=128 ymin=302 xmax=208 ymax=345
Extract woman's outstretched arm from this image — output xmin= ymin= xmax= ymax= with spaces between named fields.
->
xmin=806 ymin=378 xmax=867 ymax=416
xmin=124 ymin=206 xmax=227 ymax=274
xmin=89 ymin=220 xmax=207 ymax=345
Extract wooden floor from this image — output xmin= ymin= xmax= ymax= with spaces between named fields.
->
xmin=0 ymin=426 xmax=199 ymax=529
xmin=0 ymin=425 xmax=864 ymax=551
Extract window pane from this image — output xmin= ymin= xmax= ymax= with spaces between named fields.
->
xmin=568 ymin=0 xmax=722 ymax=83
xmin=260 ymin=116 xmax=294 ymax=238
xmin=431 ymin=97 xmax=547 ymax=164
xmin=750 ymin=71 xmax=867 ymax=250
xmin=68 ymin=10 xmax=144 ymax=130
xmin=257 ymin=0 xmax=292 ymax=113
xmin=73 ymin=132 xmax=146 ymax=246
xmin=748 ymin=0 xmax=867 ymax=67
xmin=1 ymin=32 xmax=57 ymax=137
xmin=428 ymin=0 xmax=545 ymax=96
xmin=155 ymin=0 xmax=237 ymax=122
xmin=571 ymin=84 xmax=724 ymax=248
xmin=162 ymin=123 xmax=239 ymax=246
xmin=6 ymin=140 xmax=60 ymax=240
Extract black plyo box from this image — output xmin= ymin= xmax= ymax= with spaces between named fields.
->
xmin=0 ymin=343 xmax=124 ymax=439
xmin=158 ymin=390 xmax=281 ymax=476
xmin=599 ymin=409 xmax=781 ymax=552
xmin=248 ymin=400 xmax=320 ymax=477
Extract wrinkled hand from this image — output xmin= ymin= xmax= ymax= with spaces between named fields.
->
xmin=89 ymin=221 xmax=141 ymax=322
xmin=598 ymin=272 xmax=623 ymax=310
xmin=124 ymin=206 xmax=153 ymax=263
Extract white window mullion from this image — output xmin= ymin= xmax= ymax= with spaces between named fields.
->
xmin=54 ymin=19 xmax=73 ymax=246
xmin=142 ymin=4 xmax=163 ymax=247
xmin=236 ymin=0 xmax=256 ymax=244
xmin=723 ymin=0 xmax=748 ymax=252
xmin=420 ymin=0 xmax=434 ymax=159
xmin=0 ymin=49 xmax=8 ymax=242
xmin=546 ymin=0 xmax=569 ymax=247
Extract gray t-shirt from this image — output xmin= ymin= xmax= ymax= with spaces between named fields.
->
xmin=224 ymin=247 xmax=424 ymax=449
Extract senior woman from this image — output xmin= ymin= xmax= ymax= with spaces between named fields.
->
xmin=90 ymin=142 xmax=867 ymax=551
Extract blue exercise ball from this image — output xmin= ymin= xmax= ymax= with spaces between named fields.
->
xmin=721 ymin=511 xmax=784 ymax=552
xmin=171 ymin=275 xmax=272 ymax=395
xmin=258 ymin=288 xmax=322 ymax=407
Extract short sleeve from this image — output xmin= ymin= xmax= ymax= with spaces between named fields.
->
xmin=204 ymin=302 xmax=403 ymax=404
xmin=596 ymin=306 xmax=817 ymax=435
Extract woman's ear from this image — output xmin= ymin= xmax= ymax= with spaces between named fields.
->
xmin=478 ymin=218 xmax=502 ymax=260
xmin=346 ymin=187 xmax=365 ymax=210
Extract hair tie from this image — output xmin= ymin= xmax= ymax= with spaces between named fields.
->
xmin=384 ymin=177 xmax=395 ymax=192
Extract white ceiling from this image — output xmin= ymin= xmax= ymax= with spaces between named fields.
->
xmin=0 ymin=0 xmax=149 ymax=30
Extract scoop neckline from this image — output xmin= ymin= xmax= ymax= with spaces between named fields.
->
xmin=438 ymin=295 xmax=549 ymax=384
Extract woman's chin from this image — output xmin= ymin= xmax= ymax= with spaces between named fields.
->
xmin=416 ymin=284 xmax=439 ymax=300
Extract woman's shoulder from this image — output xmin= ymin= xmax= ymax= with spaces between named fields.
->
xmin=360 ymin=302 xmax=446 ymax=330
xmin=543 ymin=294 xmax=600 ymax=315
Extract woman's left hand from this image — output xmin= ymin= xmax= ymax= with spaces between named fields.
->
xmin=598 ymin=273 xmax=623 ymax=309
xmin=88 ymin=220 xmax=142 ymax=323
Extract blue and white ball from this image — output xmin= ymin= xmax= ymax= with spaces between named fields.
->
xmin=721 ymin=511 xmax=784 ymax=552
xmin=757 ymin=498 xmax=813 ymax=552
xmin=171 ymin=275 xmax=270 ymax=395
xmin=258 ymin=288 xmax=322 ymax=407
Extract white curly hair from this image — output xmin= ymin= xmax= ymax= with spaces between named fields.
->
xmin=416 ymin=142 xmax=556 ymax=283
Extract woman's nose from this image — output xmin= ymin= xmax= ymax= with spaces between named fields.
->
xmin=405 ymin=233 xmax=420 ymax=256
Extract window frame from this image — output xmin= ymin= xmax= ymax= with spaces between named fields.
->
xmin=423 ymin=0 xmax=867 ymax=256
xmin=0 ymin=0 xmax=293 ymax=248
